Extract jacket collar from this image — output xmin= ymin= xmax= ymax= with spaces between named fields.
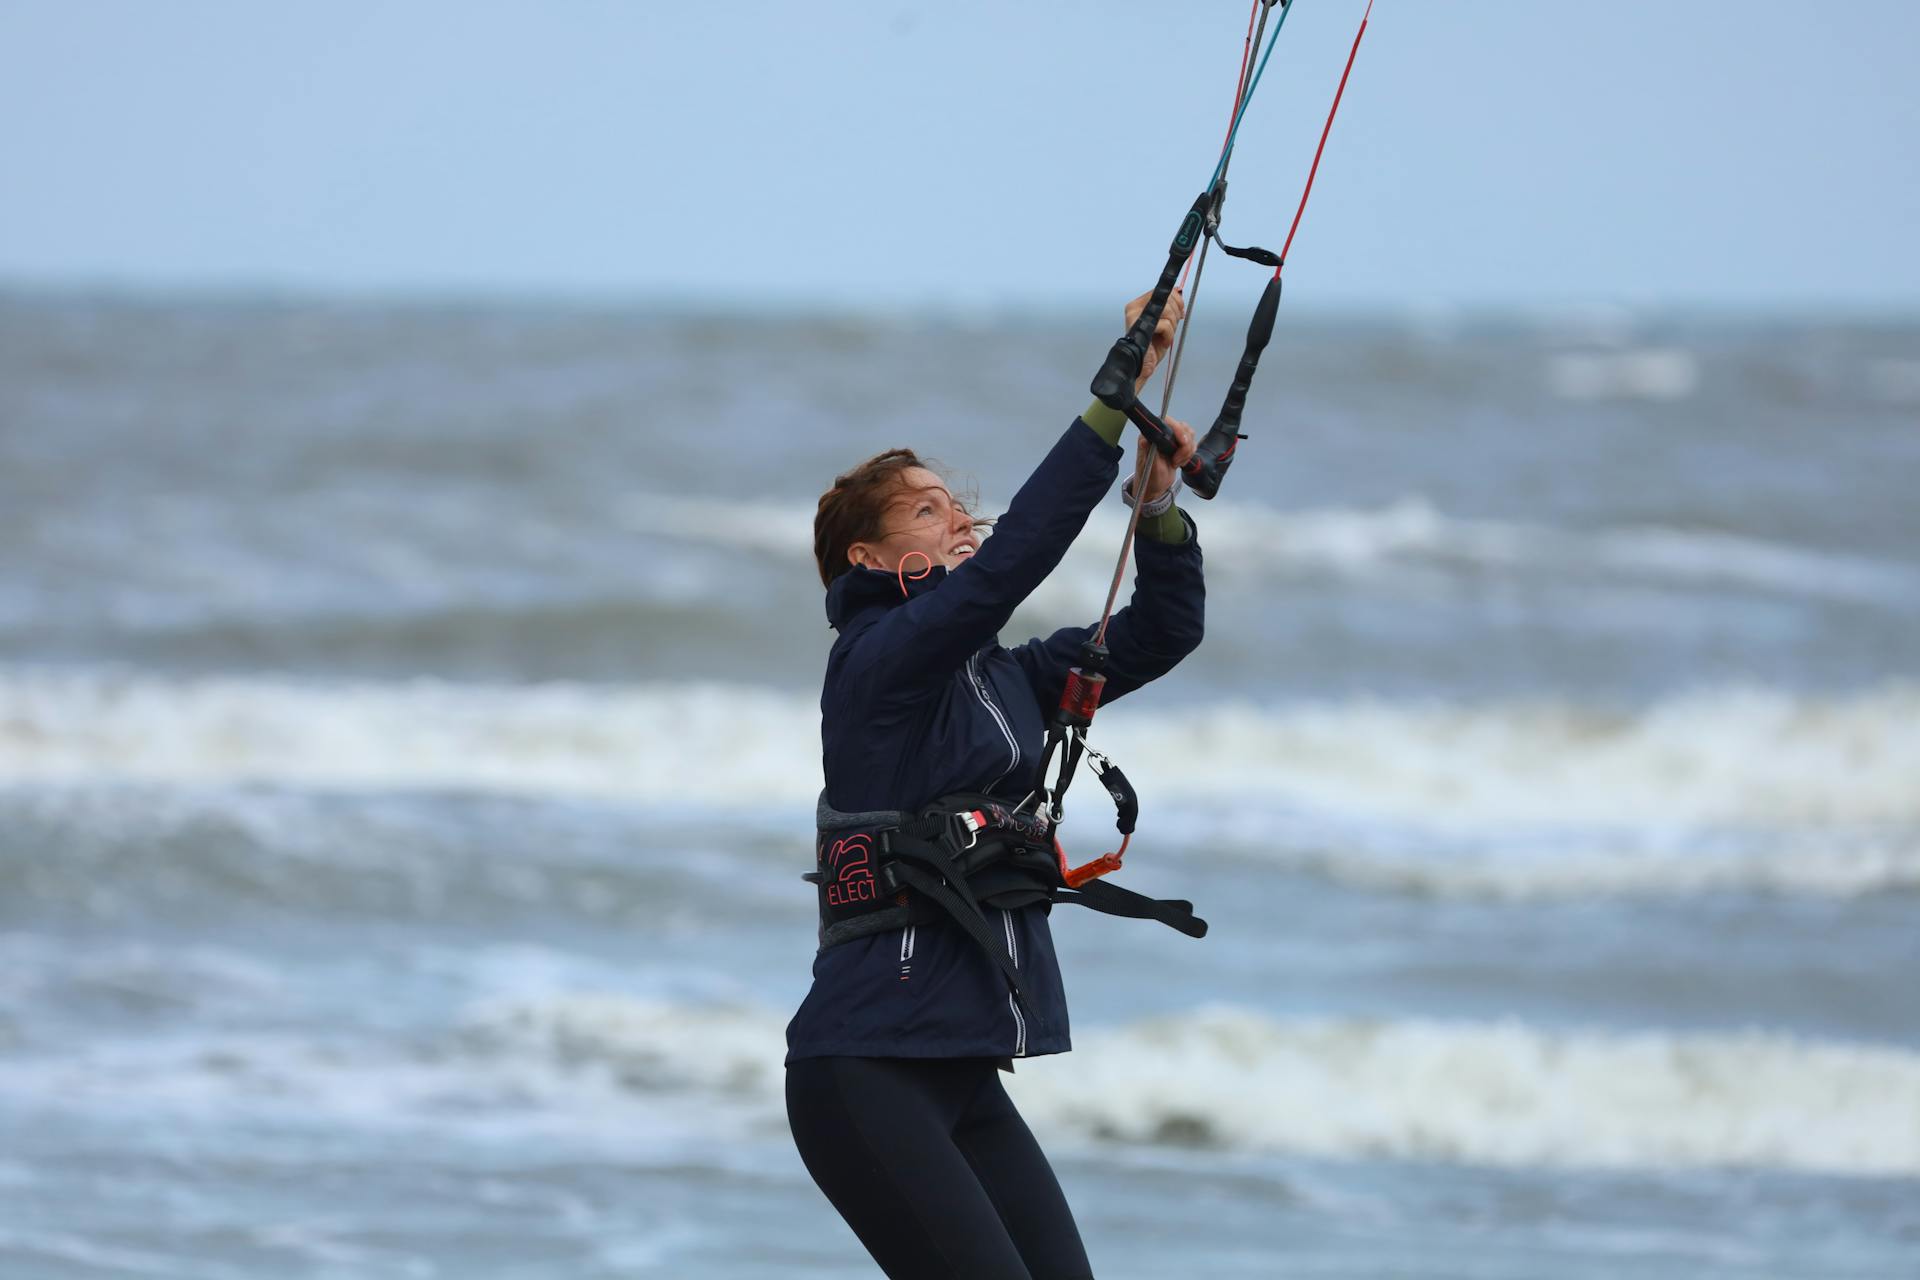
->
xmin=824 ymin=563 xmax=951 ymax=629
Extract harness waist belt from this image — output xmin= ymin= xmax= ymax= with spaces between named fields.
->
xmin=807 ymin=791 xmax=1209 ymax=1025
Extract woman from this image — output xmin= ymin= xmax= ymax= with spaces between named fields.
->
xmin=786 ymin=290 xmax=1205 ymax=1280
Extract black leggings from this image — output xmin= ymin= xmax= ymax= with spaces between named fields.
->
xmin=786 ymin=1055 xmax=1094 ymax=1280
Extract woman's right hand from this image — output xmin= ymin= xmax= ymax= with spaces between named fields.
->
xmin=1138 ymin=416 xmax=1196 ymax=501
xmin=1124 ymin=287 xmax=1185 ymax=392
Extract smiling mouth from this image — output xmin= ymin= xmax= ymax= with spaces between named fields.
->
xmin=949 ymin=543 xmax=976 ymax=559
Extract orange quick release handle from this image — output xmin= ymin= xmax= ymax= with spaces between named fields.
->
xmin=1056 ymin=835 xmax=1128 ymax=889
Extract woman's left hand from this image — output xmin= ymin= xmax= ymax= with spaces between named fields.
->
xmin=1137 ymin=416 xmax=1196 ymax=502
xmin=1124 ymin=287 xmax=1185 ymax=392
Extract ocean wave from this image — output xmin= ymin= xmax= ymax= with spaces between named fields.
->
xmin=1232 ymin=826 xmax=1920 ymax=900
xmin=1138 ymin=685 xmax=1920 ymax=829
xmin=622 ymin=491 xmax=1917 ymax=607
xmin=0 ymin=669 xmax=821 ymax=804
xmin=16 ymin=493 xmax=1906 ymax=652
xmin=10 ymin=784 xmax=1914 ymax=919
xmin=5 ymin=670 xmax=1917 ymax=901
xmin=466 ymin=996 xmax=1920 ymax=1176
xmin=5 ymin=669 xmax=1914 ymax=821
xmin=11 ymin=971 xmax=1918 ymax=1176
xmin=0 ymin=785 xmax=802 ymax=922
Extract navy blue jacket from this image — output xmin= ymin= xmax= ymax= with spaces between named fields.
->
xmin=785 ymin=417 xmax=1205 ymax=1062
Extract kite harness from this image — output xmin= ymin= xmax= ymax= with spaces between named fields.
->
xmin=808 ymin=793 xmax=1206 ymax=1026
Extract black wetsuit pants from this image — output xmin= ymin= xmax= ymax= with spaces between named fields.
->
xmin=786 ymin=1055 xmax=1094 ymax=1280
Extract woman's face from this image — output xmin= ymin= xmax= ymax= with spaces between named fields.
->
xmin=851 ymin=467 xmax=979 ymax=574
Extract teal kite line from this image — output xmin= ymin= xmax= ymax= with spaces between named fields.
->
xmin=1209 ymin=0 xmax=1295 ymax=193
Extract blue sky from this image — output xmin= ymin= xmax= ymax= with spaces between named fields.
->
xmin=3 ymin=1 xmax=1916 ymax=311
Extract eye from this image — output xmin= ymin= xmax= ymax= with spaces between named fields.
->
xmin=918 ymin=505 xmax=934 ymax=517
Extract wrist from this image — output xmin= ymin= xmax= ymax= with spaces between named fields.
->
xmin=1121 ymin=474 xmax=1181 ymax=518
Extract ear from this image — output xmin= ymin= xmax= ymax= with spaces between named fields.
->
xmin=847 ymin=542 xmax=885 ymax=572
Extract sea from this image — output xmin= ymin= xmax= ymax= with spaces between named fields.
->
xmin=1 ymin=288 xmax=1917 ymax=1278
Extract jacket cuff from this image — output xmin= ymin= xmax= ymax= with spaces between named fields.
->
xmin=1138 ymin=504 xmax=1190 ymax=544
xmin=1136 ymin=507 xmax=1199 ymax=551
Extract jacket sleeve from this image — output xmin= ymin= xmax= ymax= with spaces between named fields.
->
xmin=837 ymin=418 xmax=1124 ymax=700
xmin=1009 ymin=509 xmax=1205 ymax=712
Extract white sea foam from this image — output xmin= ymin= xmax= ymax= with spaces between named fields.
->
xmin=464 ymin=995 xmax=1920 ymax=1177
xmin=1128 ymin=685 xmax=1920 ymax=830
xmin=1234 ymin=825 xmax=1920 ymax=899
xmin=4 ymin=670 xmax=1917 ymax=899
xmin=9 ymin=986 xmax=1919 ymax=1176
xmin=0 ymin=669 xmax=822 ymax=806
xmin=1547 ymin=348 xmax=1699 ymax=401
xmin=1181 ymin=501 xmax=1912 ymax=604
xmin=1024 ymin=1009 xmax=1920 ymax=1176
xmin=15 ymin=990 xmax=1920 ymax=1174
xmin=2 ymin=670 xmax=1911 ymax=827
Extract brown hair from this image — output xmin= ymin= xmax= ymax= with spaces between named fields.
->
xmin=812 ymin=450 xmax=984 ymax=588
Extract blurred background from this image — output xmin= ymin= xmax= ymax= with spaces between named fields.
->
xmin=3 ymin=2 xmax=1917 ymax=1277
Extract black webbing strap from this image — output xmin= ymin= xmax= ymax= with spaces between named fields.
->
xmin=886 ymin=860 xmax=1038 ymax=1025
xmin=882 ymin=828 xmax=1043 ymax=1022
xmin=1055 ymin=879 xmax=1209 ymax=939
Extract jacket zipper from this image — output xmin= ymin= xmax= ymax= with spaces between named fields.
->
xmin=1001 ymin=908 xmax=1027 ymax=1057
xmin=967 ymin=652 xmax=1021 ymax=791
xmin=969 ymin=652 xmax=1026 ymax=1054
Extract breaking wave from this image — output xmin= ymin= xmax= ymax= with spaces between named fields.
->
xmin=5 ymin=669 xmax=1915 ymax=823
xmin=466 ymin=996 xmax=1920 ymax=1177
xmin=5 ymin=669 xmax=1917 ymax=899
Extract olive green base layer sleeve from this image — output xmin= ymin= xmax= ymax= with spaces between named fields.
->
xmin=1080 ymin=398 xmax=1189 ymax=545
xmin=1082 ymin=399 xmax=1128 ymax=444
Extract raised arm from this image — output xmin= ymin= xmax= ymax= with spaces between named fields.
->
xmin=1009 ymin=505 xmax=1205 ymax=712
xmin=831 ymin=288 xmax=1192 ymax=703
xmin=836 ymin=413 xmax=1123 ymax=696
